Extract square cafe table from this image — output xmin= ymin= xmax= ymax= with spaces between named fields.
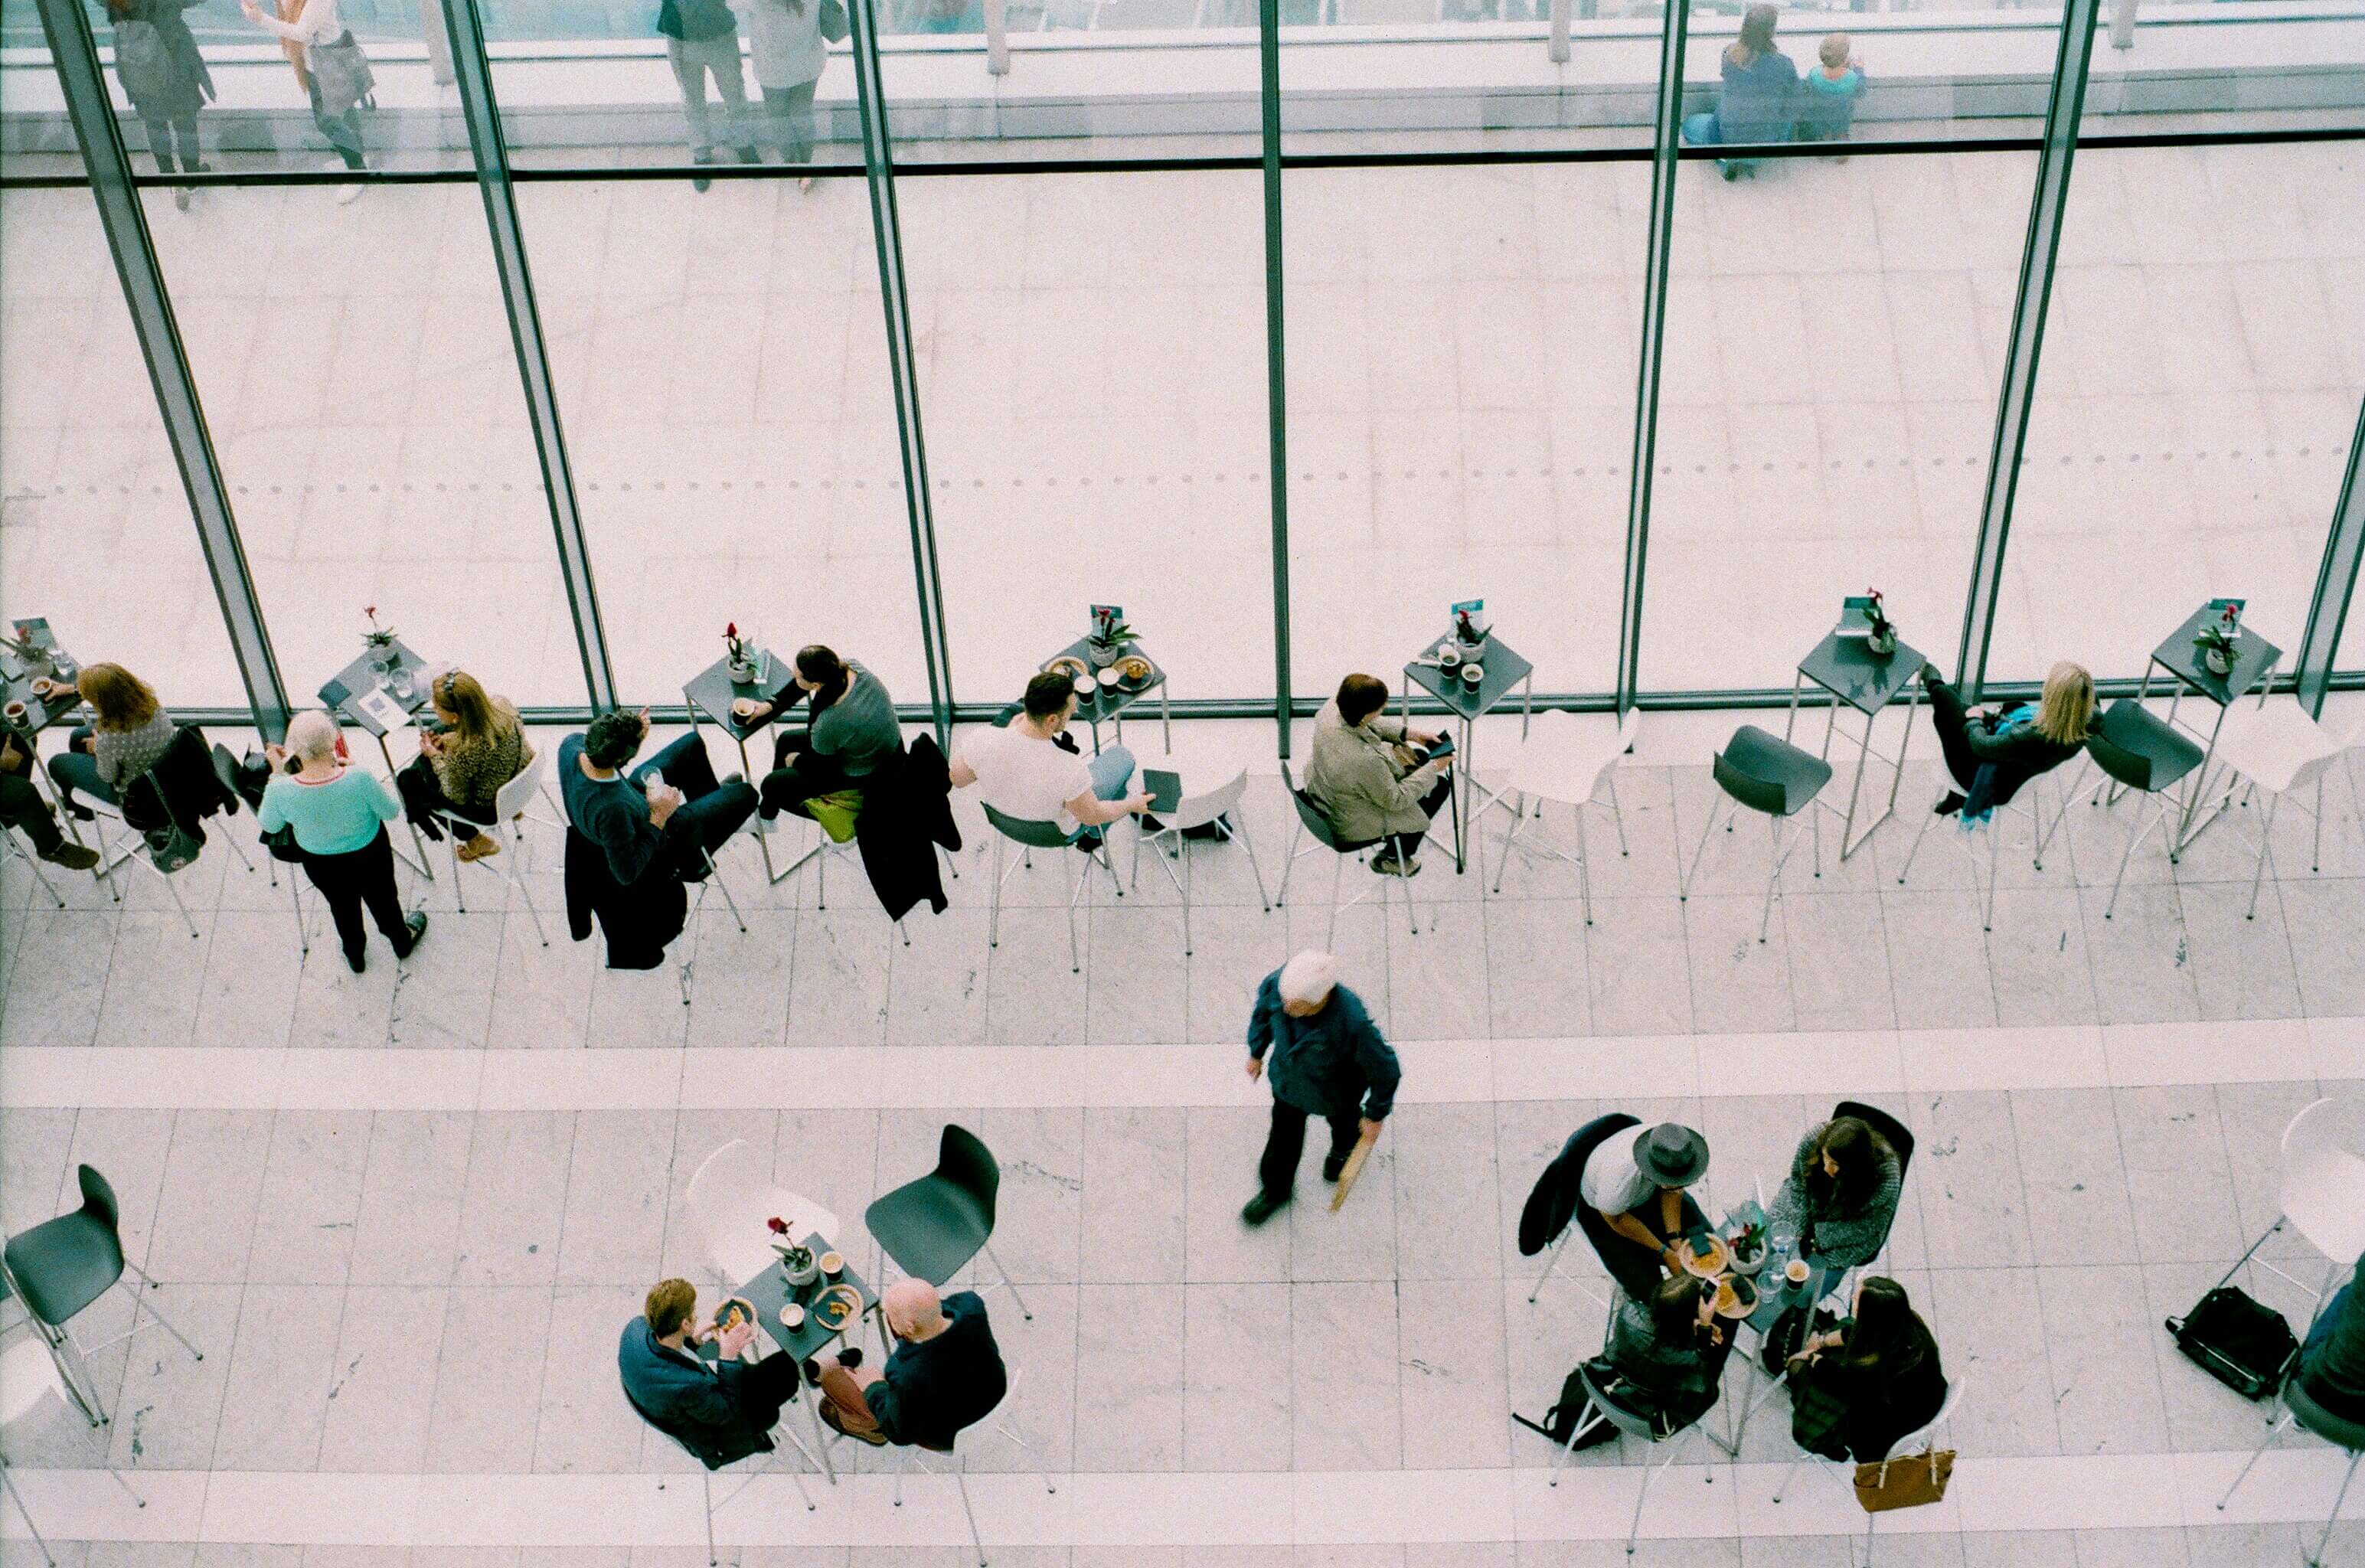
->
xmin=682 ymin=648 xmax=805 ymax=884
xmin=0 ymin=618 xmax=106 ymax=858
xmin=732 ymin=1230 xmax=883 ymax=1485
xmin=1037 ymin=637 xmax=1171 ymax=756
xmin=318 ymin=637 xmax=439 ymax=878
xmin=1782 ymin=629 xmax=1925 ymax=861
xmin=2131 ymin=603 xmax=2282 ymax=854
xmin=1400 ymin=630 xmax=1534 ymax=874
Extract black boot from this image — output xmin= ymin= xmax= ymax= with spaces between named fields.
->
xmin=1240 ymin=1189 xmax=1290 ymax=1226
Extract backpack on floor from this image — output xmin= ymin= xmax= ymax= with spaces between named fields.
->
xmin=2167 ymin=1286 xmax=2298 ymax=1400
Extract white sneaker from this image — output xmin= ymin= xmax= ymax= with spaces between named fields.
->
xmin=336 ymin=179 xmax=365 ymax=205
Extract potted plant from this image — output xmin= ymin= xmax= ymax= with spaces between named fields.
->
xmin=361 ymin=605 xmax=400 ymax=674
xmin=2194 ymin=606 xmax=2239 ymax=678
xmin=724 ymin=622 xmax=759 ymax=685
xmin=1452 ymin=606 xmax=1490 ymax=655
xmin=766 ymin=1216 xmax=817 ymax=1286
xmin=1728 ymin=1220 xmax=1769 ymax=1276
xmin=1864 ymin=588 xmax=1898 ymax=659
xmin=1086 ymin=614 xmax=1136 ymax=669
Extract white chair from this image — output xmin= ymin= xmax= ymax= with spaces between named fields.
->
xmin=1770 ymin=1374 xmax=1966 ymax=1567
xmin=683 ymin=1139 xmax=844 ymax=1289
xmin=1547 ymin=1355 xmax=1719 ymax=1556
xmin=623 ymin=1383 xmax=818 ymax=1568
xmin=2212 ymin=702 xmax=2359 ymax=920
xmin=1894 ymin=754 xmax=2070 ymax=933
xmin=812 ymin=1366 xmax=1055 ymax=1568
xmin=2216 ymin=1098 xmax=2365 ymax=1327
xmin=983 ymin=802 xmax=1125 ymax=975
xmin=1128 ymin=763 xmax=1270 ymax=956
xmin=431 ymin=747 xmax=559 ymax=949
xmin=1490 ymin=707 xmax=1641 ymax=925
xmin=2 ymin=1338 xmax=146 ymax=1568
xmin=1274 ymin=760 xmax=1422 ymax=942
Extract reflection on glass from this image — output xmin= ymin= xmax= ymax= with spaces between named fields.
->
xmin=0 ymin=190 xmax=244 ymax=705
xmin=1998 ymin=143 xmax=2365 ymax=684
xmin=140 ymin=183 xmax=585 ymax=704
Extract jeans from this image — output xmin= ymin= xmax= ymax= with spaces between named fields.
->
xmin=1257 ymin=1096 xmax=1361 ymax=1200
xmin=47 ymin=728 xmax=116 ymax=813
xmin=632 ymin=732 xmax=759 ymax=874
xmin=761 ymin=80 xmax=816 ymax=162
xmin=667 ymin=32 xmax=750 ymax=155
xmin=1067 ymin=743 xmax=1136 ymax=844
xmin=305 ymin=78 xmax=366 ymax=170
xmin=142 ymin=112 xmax=201 ymax=175
xmin=300 ymin=826 xmax=412 ymax=965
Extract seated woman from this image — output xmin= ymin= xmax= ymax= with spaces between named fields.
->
xmin=1785 ymin=1276 xmax=1946 ymax=1464
xmin=1919 ymin=658 xmax=2091 ymax=821
xmin=1566 ymin=1274 xmax=1733 ymax=1446
xmin=407 ymin=669 xmax=531 ymax=862
xmin=1679 ymin=3 xmax=1797 ymax=179
xmin=1305 ymin=673 xmax=1452 ymax=877
xmin=1764 ymin=1114 xmax=1903 ymax=1275
xmin=261 ymin=710 xmax=427 ymax=975
xmin=47 ymin=662 xmax=177 ymax=816
xmin=756 ymin=645 xmax=903 ymax=822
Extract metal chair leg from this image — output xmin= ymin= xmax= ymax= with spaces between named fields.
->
xmin=1275 ymin=814 xmax=1303 ymax=906
xmin=1491 ymin=789 xmax=1526 ymax=893
xmin=2310 ymin=1447 xmax=2360 ymax=1566
xmin=1234 ymin=809 xmax=1272 ymax=913
xmin=0 ymin=1459 xmax=55 ymax=1568
xmin=1528 ymin=1230 xmax=1567 ymax=1303
xmin=989 ymin=835 xmax=1004 ymax=949
xmin=2219 ymin=1406 xmax=2295 ymax=1508
xmin=116 ymin=1263 xmax=207 ymax=1364
xmin=953 ymin=1456 xmax=986 ymax=1568
xmin=1678 ymin=796 xmax=1726 ymax=900
xmin=983 ymin=1239 xmax=1033 ymax=1321
xmin=1574 ymin=797 xmax=1594 ymax=927
xmin=1606 ymin=769 xmax=1631 ymax=857
xmin=2246 ymin=793 xmax=2279 ymax=920
xmin=1625 ymin=1429 xmax=1688 ymax=1554
xmin=2103 ymin=802 xmax=2164 ymax=919
xmin=701 ymin=1467 xmax=717 ymax=1567
xmin=1896 ymin=791 xmax=1941 ymax=885
xmin=1326 ymin=848 xmax=1345 ymax=951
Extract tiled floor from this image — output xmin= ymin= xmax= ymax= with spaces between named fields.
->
xmin=2 ymin=714 xmax=2361 ymax=1563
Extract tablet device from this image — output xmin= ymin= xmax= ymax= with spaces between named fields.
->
xmin=1142 ymin=769 xmax=1183 ymax=815
xmin=1423 ymin=732 xmax=1455 ymax=761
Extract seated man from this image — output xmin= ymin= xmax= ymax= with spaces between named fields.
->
xmin=560 ymin=708 xmax=758 ymax=885
xmin=2299 ymin=1247 xmax=2365 ymax=1420
xmin=756 ymin=645 xmax=904 ymax=823
xmin=816 ymin=1279 xmax=1008 ymax=1449
xmin=1581 ymin=1121 xmax=1710 ymax=1299
xmin=0 ymin=733 xmax=98 ymax=871
xmin=1305 ymin=673 xmax=1451 ymax=877
xmin=947 ymin=671 xmax=1148 ymax=846
xmin=617 ymin=1278 xmax=805 ymax=1465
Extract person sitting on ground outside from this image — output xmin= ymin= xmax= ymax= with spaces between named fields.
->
xmin=946 ymin=671 xmax=1148 ymax=844
xmin=559 ymin=708 xmax=758 ymax=887
xmin=1240 ymin=949 xmax=1400 ymax=1227
xmin=1680 ymin=2 xmax=1796 ymax=178
xmin=1784 ymin=1276 xmax=1947 ymax=1464
xmin=755 ymin=645 xmax=903 ymax=823
xmin=618 ymin=1278 xmax=805 ymax=1464
xmin=815 ymin=1279 xmax=1008 ymax=1449
xmin=47 ymin=662 xmax=176 ymax=818
xmin=407 ymin=669 xmax=531 ymax=863
xmin=1580 ymin=1121 xmax=1712 ymax=1298
xmin=1763 ymin=1115 xmax=1903 ymax=1275
xmin=1563 ymin=1273 xmax=1733 ymax=1446
xmin=0 ymin=730 xmax=98 ymax=871
xmin=1796 ymin=32 xmax=1867 ymax=149
xmin=1919 ymin=658 xmax=2092 ymax=822
xmin=1305 ymin=672 xmax=1451 ymax=877
xmin=2298 ymin=1246 xmax=2365 ymax=1421
xmin=261 ymin=709 xmax=426 ymax=975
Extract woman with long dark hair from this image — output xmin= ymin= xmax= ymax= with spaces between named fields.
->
xmin=1785 ymin=1276 xmax=1947 ymax=1463
xmin=1766 ymin=1115 xmax=1903 ymax=1273
xmin=104 ymin=0 xmax=214 ymax=204
xmin=1680 ymin=2 xmax=1797 ymax=179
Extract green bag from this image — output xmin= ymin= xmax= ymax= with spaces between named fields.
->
xmin=806 ymin=789 xmax=864 ymax=844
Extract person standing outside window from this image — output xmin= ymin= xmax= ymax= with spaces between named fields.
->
xmin=659 ymin=0 xmax=761 ymax=190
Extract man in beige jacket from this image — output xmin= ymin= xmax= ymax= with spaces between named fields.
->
xmin=1305 ymin=673 xmax=1452 ymax=877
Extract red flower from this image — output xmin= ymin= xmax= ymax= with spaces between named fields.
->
xmin=766 ymin=1216 xmax=788 ymax=1234
xmin=727 ymin=622 xmax=740 ymax=639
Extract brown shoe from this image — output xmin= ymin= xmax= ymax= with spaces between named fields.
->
xmin=455 ymin=833 xmax=498 ymax=863
xmin=818 ymin=1402 xmax=887 ymax=1446
xmin=41 ymin=841 xmax=101 ymax=872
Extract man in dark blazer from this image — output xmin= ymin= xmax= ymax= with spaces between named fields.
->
xmin=618 ymin=1278 xmax=804 ymax=1465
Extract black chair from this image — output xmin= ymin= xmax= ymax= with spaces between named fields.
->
xmin=620 ymin=1383 xmax=815 ymax=1568
xmin=1272 ymin=760 xmax=1419 ymax=942
xmin=1681 ymin=724 xmax=1837 ymax=942
xmin=1828 ymin=1099 xmax=1917 ymax=1284
xmin=85 ymin=725 xmax=238 ymax=938
xmin=2073 ymin=700 xmax=2207 ymax=918
xmin=1 ymin=1166 xmax=204 ymax=1426
xmin=864 ymin=1124 xmax=1032 ymax=1321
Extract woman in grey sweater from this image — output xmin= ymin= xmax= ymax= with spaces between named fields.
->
xmin=756 ymin=645 xmax=903 ymax=821
xmin=1765 ymin=1116 xmax=1903 ymax=1272
xmin=49 ymin=662 xmax=177 ymax=815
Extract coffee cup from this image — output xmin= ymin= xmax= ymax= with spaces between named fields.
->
xmin=1073 ymin=675 xmax=1095 ymax=697
xmin=819 ymin=1250 xmax=844 ymax=1279
xmin=1461 ymin=662 xmax=1484 ymax=688
xmin=2 ymin=700 xmax=24 ymax=725
xmin=1785 ymin=1258 xmax=1811 ymax=1286
xmin=1437 ymin=646 xmax=1461 ymax=668
xmin=1097 ymin=668 xmax=1120 ymax=688
xmin=779 ymin=1302 xmax=806 ymax=1330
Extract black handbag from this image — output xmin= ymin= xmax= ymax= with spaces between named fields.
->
xmin=2167 ymin=1286 xmax=2298 ymax=1400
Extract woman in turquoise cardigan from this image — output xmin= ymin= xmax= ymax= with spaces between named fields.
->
xmin=260 ymin=709 xmax=426 ymax=973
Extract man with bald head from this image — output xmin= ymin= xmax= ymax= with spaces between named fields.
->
xmin=1240 ymin=949 xmax=1400 ymax=1227
xmin=816 ymin=1278 xmax=1008 ymax=1449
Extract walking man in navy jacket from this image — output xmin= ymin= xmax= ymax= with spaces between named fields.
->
xmin=1240 ymin=949 xmax=1401 ymax=1225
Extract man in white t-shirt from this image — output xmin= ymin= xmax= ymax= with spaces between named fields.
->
xmin=949 ymin=671 xmax=1150 ymax=842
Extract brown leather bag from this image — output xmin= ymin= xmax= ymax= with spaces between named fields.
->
xmin=1854 ymin=1446 xmax=1953 ymax=1512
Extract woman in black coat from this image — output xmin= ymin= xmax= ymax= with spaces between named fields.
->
xmin=106 ymin=0 xmax=214 ymax=194
xmin=1785 ymin=1276 xmax=1947 ymax=1464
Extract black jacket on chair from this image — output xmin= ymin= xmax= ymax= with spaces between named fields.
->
xmin=1519 ymin=1112 xmax=1641 ymax=1257
xmin=616 ymin=1319 xmax=775 ymax=1468
xmin=566 ymin=824 xmax=686 ymax=970
xmin=854 ymin=734 xmax=962 ymax=923
xmin=120 ymin=725 xmax=234 ymax=838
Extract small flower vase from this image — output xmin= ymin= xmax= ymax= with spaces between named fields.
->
xmin=367 ymin=640 xmax=398 ymax=675
xmin=2202 ymin=644 xmax=2233 ymax=678
xmin=1730 ymin=1243 xmax=1768 ymax=1277
xmin=727 ymin=651 xmax=758 ymax=685
xmin=1087 ymin=639 xmax=1122 ymax=669
xmin=1867 ymin=625 xmax=1897 ymax=659
xmin=775 ymin=1246 xmax=818 ymax=1288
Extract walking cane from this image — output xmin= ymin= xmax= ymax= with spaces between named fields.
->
xmin=1328 ymin=1124 xmax=1381 ymax=1212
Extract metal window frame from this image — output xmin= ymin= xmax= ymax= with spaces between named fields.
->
xmin=2295 ymin=396 xmax=2365 ymax=717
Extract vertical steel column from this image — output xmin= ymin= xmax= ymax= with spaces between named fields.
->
xmin=439 ymin=0 xmax=616 ymax=710
xmin=1261 ymin=0 xmax=1294 ymax=756
xmin=34 ymin=0 xmax=291 ymax=738
xmin=1956 ymin=0 xmax=2102 ymax=701
xmin=846 ymin=0 xmax=954 ymax=744
xmin=1610 ymin=0 xmax=1689 ymax=714
xmin=2294 ymin=397 xmax=2365 ymax=718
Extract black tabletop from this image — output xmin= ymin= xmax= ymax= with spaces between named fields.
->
xmin=733 ymin=1233 xmax=880 ymax=1364
xmin=684 ymin=649 xmax=802 ymax=743
xmin=0 ymin=621 xmax=82 ymax=743
xmin=320 ymin=639 xmax=431 ymax=738
xmin=1042 ymin=636 xmax=1164 ymax=724
xmin=1795 ymin=630 xmax=1926 ymax=716
xmin=1403 ymin=632 xmax=1534 ymax=721
xmin=2149 ymin=605 xmax=2283 ymax=707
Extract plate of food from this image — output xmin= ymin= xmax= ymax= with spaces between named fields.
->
xmin=813 ymin=1283 xmax=862 ymax=1331
xmin=1679 ymin=1235 xmax=1730 ymax=1279
xmin=711 ymin=1296 xmax=756 ymax=1334
xmin=1117 ymin=655 xmax=1153 ymax=685
xmin=1712 ymin=1276 xmax=1759 ymax=1320
xmin=1043 ymin=655 xmax=1089 ymax=681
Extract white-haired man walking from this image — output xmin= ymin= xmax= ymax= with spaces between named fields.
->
xmin=1240 ymin=950 xmax=1400 ymax=1226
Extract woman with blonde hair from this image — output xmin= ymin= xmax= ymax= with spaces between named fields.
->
xmin=1917 ymin=658 xmax=2092 ymax=820
xmin=48 ymin=662 xmax=177 ymax=816
xmin=410 ymin=668 xmax=531 ymax=862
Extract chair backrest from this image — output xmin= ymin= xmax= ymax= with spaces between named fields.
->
xmin=982 ymin=801 xmax=1074 ymax=851
xmin=1172 ymin=767 xmax=1249 ymax=835
xmin=621 ymin=1380 xmax=731 ymax=1473
xmin=684 ymin=1138 xmax=772 ymax=1276
xmin=210 ymin=742 xmax=257 ymax=813
xmin=493 ymin=746 xmax=550 ymax=823
xmin=1875 ymin=1370 xmax=1967 ymax=1468
xmin=2278 ymin=1097 xmax=2365 ymax=1263
xmin=934 ymin=1124 xmax=1001 ymax=1228
xmin=1710 ymin=746 xmax=1792 ymax=818
xmin=1577 ymin=1357 xmax=1681 ymax=1443
xmin=1833 ymin=1100 xmax=1916 ymax=1180
xmin=77 ymin=1165 xmax=122 ymax=1236
xmin=2084 ymin=726 xmax=2155 ymax=793
xmin=2286 ymin=1370 xmax=2365 ymax=1452
xmin=1280 ymin=761 xmax=1347 ymax=851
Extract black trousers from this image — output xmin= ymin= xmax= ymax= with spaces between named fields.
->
xmin=631 ymin=733 xmax=759 ymax=874
xmin=729 ymin=1349 xmax=805 ymax=1432
xmin=0 ymin=769 xmax=64 ymax=854
xmin=759 ymin=733 xmax=848 ymax=821
xmin=1258 ymin=1097 xmax=1361 ymax=1200
xmin=300 ymin=827 xmax=411 ymax=964
xmin=1924 ymin=677 xmax=1984 ymax=795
